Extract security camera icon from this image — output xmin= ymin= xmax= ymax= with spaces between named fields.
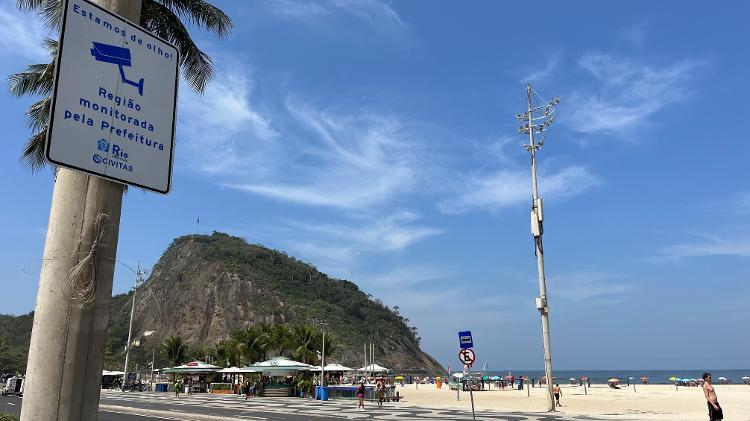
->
xmin=90 ymin=42 xmax=144 ymax=95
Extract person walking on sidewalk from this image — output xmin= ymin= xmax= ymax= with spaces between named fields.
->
xmin=357 ymin=381 xmax=366 ymax=411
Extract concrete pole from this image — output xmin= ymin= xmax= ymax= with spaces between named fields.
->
xmin=20 ymin=1 xmax=141 ymax=419
xmin=526 ymin=84 xmax=555 ymax=412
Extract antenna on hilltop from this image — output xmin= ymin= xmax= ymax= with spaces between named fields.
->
xmin=516 ymin=84 xmax=560 ymax=413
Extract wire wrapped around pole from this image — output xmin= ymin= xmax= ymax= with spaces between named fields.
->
xmin=66 ymin=212 xmax=109 ymax=308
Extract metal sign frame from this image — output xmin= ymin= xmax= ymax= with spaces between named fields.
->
xmin=45 ymin=0 xmax=179 ymax=194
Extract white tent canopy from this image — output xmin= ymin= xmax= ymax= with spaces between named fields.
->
xmin=245 ymin=356 xmax=312 ymax=375
xmin=217 ymin=366 xmax=258 ymax=374
xmin=102 ymin=370 xmax=124 ymax=376
xmin=163 ymin=361 xmax=221 ymax=373
xmin=357 ymin=363 xmax=390 ymax=373
xmin=308 ymin=363 xmax=354 ymax=372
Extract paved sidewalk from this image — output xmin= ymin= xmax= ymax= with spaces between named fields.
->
xmin=97 ymin=390 xmax=615 ymax=420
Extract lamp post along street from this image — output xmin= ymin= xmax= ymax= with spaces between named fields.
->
xmin=517 ymin=83 xmax=560 ymax=412
xmin=123 ymin=264 xmax=144 ymax=387
xmin=321 ymin=328 xmax=326 ymax=386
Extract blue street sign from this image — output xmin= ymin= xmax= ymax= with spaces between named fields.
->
xmin=458 ymin=331 xmax=473 ymax=349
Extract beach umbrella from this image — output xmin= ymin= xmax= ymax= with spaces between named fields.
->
xmin=503 ymin=375 xmax=513 ymax=379
xmin=452 ymin=373 xmax=464 ymax=379
xmin=393 ymin=375 xmax=405 ymax=380
xmin=482 ymin=376 xmax=490 ymax=380
xmin=669 ymin=376 xmax=677 ymax=382
xmin=640 ymin=376 xmax=648 ymax=380
xmin=608 ymin=378 xmax=620 ymax=383
xmin=491 ymin=376 xmax=500 ymax=381
xmin=718 ymin=377 xmax=727 ymax=380
xmin=569 ymin=377 xmax=576 ymax=381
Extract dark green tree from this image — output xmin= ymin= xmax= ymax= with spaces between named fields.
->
xmin=161 ymin=335 xmax=187 ymax=367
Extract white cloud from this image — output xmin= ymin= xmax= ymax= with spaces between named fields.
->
xmin=229 ymin=99 xmax=423 ymax=210
xmin=660 ymin=235 xmax=750 ymax=259
xmin=0 ymin=4 xmax=48 ymax=60
xmin=550 ymin=272 xmax=635 ymax=304
xmin=275 ymin=211 xmax=442 ymax=278
xmin=288 ymin=211 xmax=441 ymax=253
xmin=519 ymin=53 xmax=561 ymax=85
xmin=368 ymin=264 xmax=453 ymax=287
xmin=257 ymin=0 xmax=403 ymax=35
xmin=178 ymin=67 xmax=279 ymax=177
xmin=566 ymin=53 xmax=700 ymax=136
xmin=439 ymin=166 xmax=600 ymax=214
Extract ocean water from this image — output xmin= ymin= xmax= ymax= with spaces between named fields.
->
xmin=474 ymin=370 xmax=750 ymax=385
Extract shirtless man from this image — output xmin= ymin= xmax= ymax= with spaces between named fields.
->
xmin=702 ymin=372 xmax=723 ymax=421
xmin=552 ymin=383 xmax=562 ymax=406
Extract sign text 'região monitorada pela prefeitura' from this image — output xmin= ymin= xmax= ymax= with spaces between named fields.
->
xmin=46 ymin=0 xmax=179 ymax=193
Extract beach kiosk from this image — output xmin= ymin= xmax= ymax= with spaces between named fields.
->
xmin=245 ymin=356 xmax=313 ymax=397
xmin=216 ymin=366 xmax=259 ymax=394
xmin=163 ymin=361 xmax=220 ymax=393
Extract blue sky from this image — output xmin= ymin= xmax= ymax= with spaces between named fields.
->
xmin=1 ymin=0 xmax=748 ymax=371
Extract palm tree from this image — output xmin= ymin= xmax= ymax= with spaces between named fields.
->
xmin=290 ymin=325 xmax=318 ymax=365
xmin=211 ymin=339 xmax=240 ymax=368
xmin=9 ymin=0 xmax=232 ymax=170
xmin=266 ymin=324 xmax=292 ymax=358
xmin=232 ymin=326 xmax=269 ymax=365
xmin=161 ymin=335 xmax=187 ymax=367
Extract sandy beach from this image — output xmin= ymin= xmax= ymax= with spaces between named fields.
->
xmin=395 ymin=383 xmax=750 ymax=420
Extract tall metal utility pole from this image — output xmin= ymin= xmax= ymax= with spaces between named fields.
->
xmin=123 ymin=264 xmax=144 ymax=388
xmin=517 ymin=83 xmax=560 ymax=412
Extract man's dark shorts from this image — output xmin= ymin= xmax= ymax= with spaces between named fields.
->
xmin=708 ymin=402 xmax=723 ymax=421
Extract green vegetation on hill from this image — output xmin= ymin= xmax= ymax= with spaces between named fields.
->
xmin=1 ymin=232 xmax=443 ymax=374
xmin=0 ymin=312 xmax=33 ymax=372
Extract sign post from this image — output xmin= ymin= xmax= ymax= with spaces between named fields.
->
xmin=46 ymin=0 xmax=179 ymax=193
xmin=457 ymin=331 xmax=477 ymax=420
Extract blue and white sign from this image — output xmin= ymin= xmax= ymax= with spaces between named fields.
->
xmin=458 ymin=331 xmax=473 ymax=349
xmin=46 ymin=0 xmax=179 ymax=193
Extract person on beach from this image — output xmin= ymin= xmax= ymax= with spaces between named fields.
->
xmin=357 ymin=381 xmax=366 ymax=410
xmin=703 ymin=372 xmax=723 ymax=421
xmin=244 ymin=380 xmax=251 ymax=400
xmin=553 ymin=383 xmax=562 ymax=406
xmin=174 ymin=380 xmax=182 ymax=397
xmin=186 ymin=377 xmax=193 ymax=396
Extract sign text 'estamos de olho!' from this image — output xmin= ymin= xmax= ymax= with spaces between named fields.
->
xmin=46 ymin=0 xmax=179 ymax=194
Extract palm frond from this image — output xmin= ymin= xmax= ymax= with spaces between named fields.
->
xmin=17 ymin=0 xmax=63 ymax=30
xmin=22 ymin=127 xmax=48 ymax=172
xmin=156 ymin=0 xmax=232 ymax=38
xmin=26 ymin=98 xmax=51 ymax=133
xmin=141 ymin=0 xmax=213 ymax=93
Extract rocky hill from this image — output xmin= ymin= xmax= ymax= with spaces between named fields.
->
xmin=103 ymin=232 xmax=442 ymax=373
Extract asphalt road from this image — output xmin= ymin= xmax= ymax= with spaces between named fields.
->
xmin=2 ymin=392 xmax=611 ymax=420
xmin=1 ymin=395 xmax=167 ymax=421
